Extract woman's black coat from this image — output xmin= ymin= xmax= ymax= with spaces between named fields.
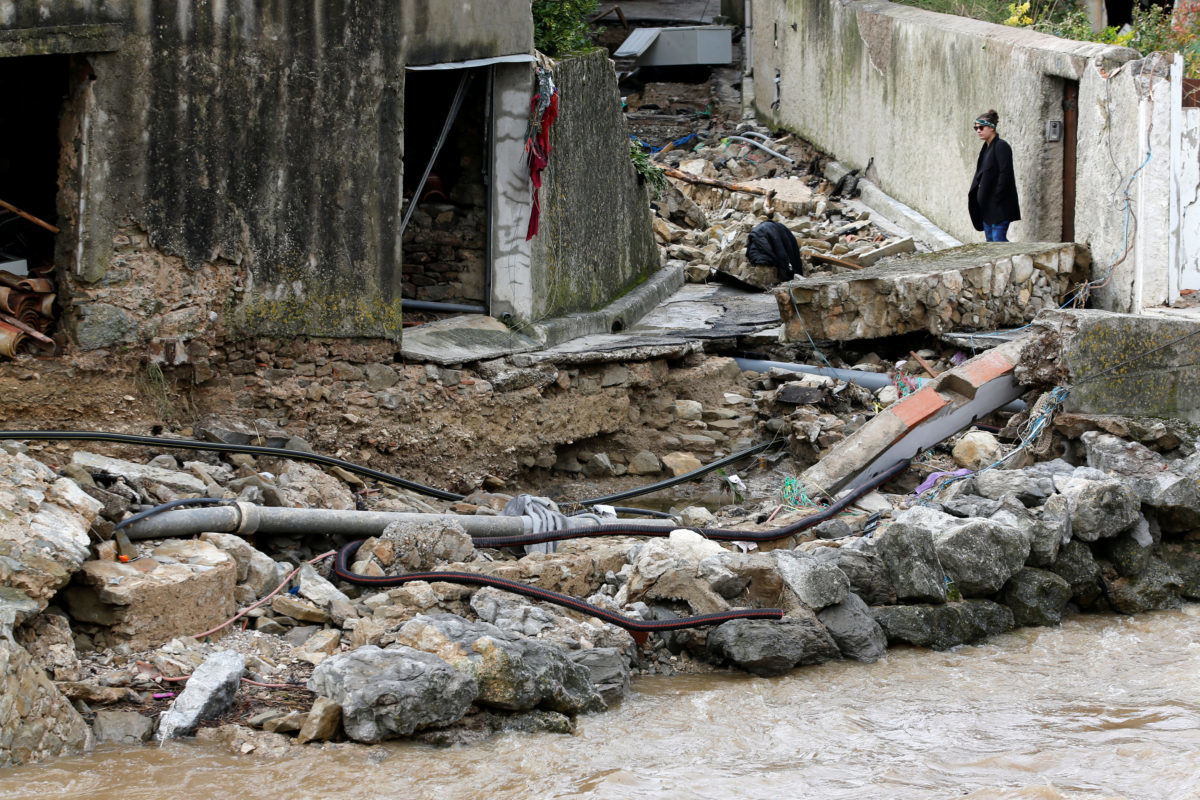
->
xmin=968 ymin=136 xmax=1021 ymax=231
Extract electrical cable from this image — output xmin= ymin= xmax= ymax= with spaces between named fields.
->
xmin=0 ymin=430 xmax=782 ymax=508
xmin=114 ymin=497 xmax=231 ymax=531
xmin=570 ymin=439 xmax=779 ymax=507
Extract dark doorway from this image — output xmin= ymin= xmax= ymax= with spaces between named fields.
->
xmin=1062 ymin=80 xmax=1078 ymax=243
xmin=0 ymin=55 xmax=69 ymax=275
xmin=401 ymin=67 xmax=491 ymax=310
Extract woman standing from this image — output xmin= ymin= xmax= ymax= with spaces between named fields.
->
xmin=968 ymin=110 xmax=1020 ymax=242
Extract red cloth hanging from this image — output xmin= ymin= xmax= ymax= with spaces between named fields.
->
xmin=526 ymin=91 xmax=559 ymax=240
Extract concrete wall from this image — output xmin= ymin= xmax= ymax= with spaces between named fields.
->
xmin=0 ymin=1 xmax=531 ymax=349
xmin=495 ymin=50 xmax=660 ymax=325
xmin=751 ymin=0 xmax=1136 ymax=249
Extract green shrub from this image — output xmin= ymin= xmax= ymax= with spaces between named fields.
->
xmin=629 ymin=143 xmax=668 ymax=199
xmin=532 ymin=0 xmax=600 ymax=56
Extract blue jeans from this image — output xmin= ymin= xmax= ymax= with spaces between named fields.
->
xmin=983 ymin=221 xmax=1010 ymax=242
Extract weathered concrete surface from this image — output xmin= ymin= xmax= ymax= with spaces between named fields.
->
xmin=1017 ymin=309 xmax=1200 ymax=423
xmin=750 ymin=0 xmax=1137 ymax=247
xmin=524 ymin=50 xmax=660 ymax=324
xmin=776 ymin=243 xmax=1087 ymax=342
xmin=1 ymin=2 xmax=537 ymax=347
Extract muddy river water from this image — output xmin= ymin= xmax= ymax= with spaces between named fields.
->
xmin=3 ymin=608 xmax=1200 ymax=800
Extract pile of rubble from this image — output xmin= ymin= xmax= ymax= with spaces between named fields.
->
xmin=641 ymin=123 xmax=918 ymax=290
xmin=4 ymin=341 xmax=1200 ymax=765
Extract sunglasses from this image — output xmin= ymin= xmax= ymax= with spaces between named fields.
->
xmin=973 ymin=125 xmax=987 ymax=131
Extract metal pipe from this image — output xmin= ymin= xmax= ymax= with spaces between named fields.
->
xmin=724 ymin=135 xmax=794 ymax=164
xmin=735 ymin=357 xmax=895 ymax=389
xmin=734 ymin=357 xmax=1027 ymax=412
xmin=400 ymin=299 xmax=487 ymax=314
xmin=123 ymin=504 xmax=679 ymax=541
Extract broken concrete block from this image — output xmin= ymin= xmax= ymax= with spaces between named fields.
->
xmin=1016 ymin=309 xmax=1200 ymax=423
xmin=776 ymin=242 xmax=1087 ymax=342
xmin=64 ymin=540 xmax=236 ymax=649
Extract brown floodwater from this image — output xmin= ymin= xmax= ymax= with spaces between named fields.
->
xmin=3 ymin=607 xmax=1200 ymax=800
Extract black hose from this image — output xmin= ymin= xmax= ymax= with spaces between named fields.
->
xmin=571 ymin=506 xmax=676 ymax=519
xmin=333 ymin=540 xmax=784 ymax=634
xmin=333 ymin=459 xmax=911 ymax=632
xmin=113 ymin=497 xmax=231 ymax=531
xmin=0 ymin=430 xmax=779 ymax=507
xmin=572 ymin=440 xmax=778 ymax=507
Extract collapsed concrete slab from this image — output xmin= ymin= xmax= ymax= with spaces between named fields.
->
xmin=774 ymin=242 xmax=1088 ymax=342
xmin=1016 ymin=309 xmax=1200 ymax=424
xmin=800 ymin=338 xmax=1026 ymax=497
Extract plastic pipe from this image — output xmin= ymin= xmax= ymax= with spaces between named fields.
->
xmin=401 ymin=299 xmax=487 ymax=314
xmin=723 ymin=135 xmax=794 ymax=164
xmin=734 ymin=357 xmax=1027 ymax=412
xmin=122 ymin=503 xmax=678 ymax=541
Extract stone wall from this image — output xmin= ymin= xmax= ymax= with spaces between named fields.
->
xmin=523 ymin=50 xmax=661 ymax=322
xmin=750 ymin=1 xmax=1137 ymax=267
xmin=0 ymin=1 xmax=532 ymax=348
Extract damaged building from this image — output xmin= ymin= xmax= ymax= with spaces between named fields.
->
xmin=0 ymin=1 xmax=657 ymax=361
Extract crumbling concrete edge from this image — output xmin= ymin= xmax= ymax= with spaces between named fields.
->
xmin=800 ymin=338 xmax=1027 ymax=497
xmin=824 ymin=161 xmax=962 ymax=252
xmin=530 ymin=265 xmax=686 ymax=349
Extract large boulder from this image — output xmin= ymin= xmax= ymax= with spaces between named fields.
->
xmin=1161 ymin=542 xmax=1200 ymax=599
xmin=157 ymin=650 xmax=246 ymax=740
xmin=1104 ymin=557 xmax=1183 ymax=614
xmin=772 ymin=551 xmax=849 ymax=610
xmin=1049 ymin=540 xmax=1104 ymax=609
xmin=930 ymin=517 xmax=1031 ymax=597
xmin=999 ymin=568 xmax=1073 ymax=626
xmin=706 ymin=615 xmax=840 ymax=677
xmin=698 ymin=552 xmax=787 ymax=609
xmin=392 ymin=614 xmax=604 ymax=714
xmin=1051 ymin=474 xmax=1141 ymax=542
xmin=871 ymin=600 xmax=1014 ymax=650
xmin=567 ymin=648 xmax=631 ymax=705
xmin=1080 ymin=431 xmax=1200 ymax=532
xmin=621 ymin=532 xmax=730 ymax=615
xmin=0 ymin=639 xmax=90 ymax=767
xmin=817 ymin=593 xmax=887 ymax=662
xmin=874 ymin=509 xmax=947 ymax=603
xmin=307 ymin=645 xmax=478 ymax=743
xmin=812 ymin=542 xmax=894 ymax=606
xmin=983 ymin=494 xmax=1070 ymax=567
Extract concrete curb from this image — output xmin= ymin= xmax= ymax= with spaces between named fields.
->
xmin=824 ymin=161 xmax=962 ymax=252
xmin=532 ymin=264 xmax=686 ymax=348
